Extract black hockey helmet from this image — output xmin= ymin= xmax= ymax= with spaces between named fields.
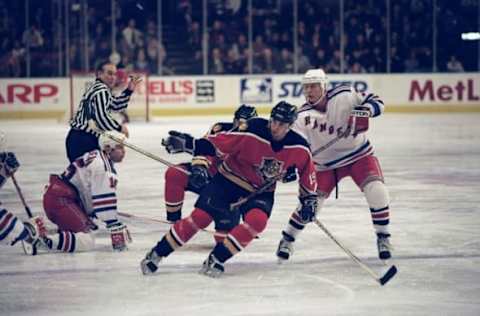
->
xmin=234 ymin=104 xmax=258 ymax=121
xmin=270 ymin=101 xmax=297 ymax=124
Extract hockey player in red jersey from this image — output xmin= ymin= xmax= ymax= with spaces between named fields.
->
xmin=141 ymin=101 xmax=318 ymax=277
xmin=276 ymin=68 xmax=393 ymax=263
xmin=34 ymin=131 xmax=132 ymax=254
xmin=162 ymin=104 xmax=258 ymax=228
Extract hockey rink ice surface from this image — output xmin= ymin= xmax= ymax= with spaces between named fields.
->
xmin=0 ymin=113 xmax=479 ymax=316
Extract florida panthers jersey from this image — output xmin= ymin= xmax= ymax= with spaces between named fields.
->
xmin=60 ymin=150 xmax=119 ymax=223
xmin=195 ymin=118 xmax=317 ymax=195
xmin=293 ymin=85 xmax=384 ymax=171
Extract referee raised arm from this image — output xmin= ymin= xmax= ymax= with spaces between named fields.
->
xmin=66 ymin=61 xmax=141 ymax=162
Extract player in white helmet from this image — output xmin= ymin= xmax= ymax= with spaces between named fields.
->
xmin=31 ymin=131 xmax=132 ymax=254
xmin=276 ymin=68 xmax=393 ymax=263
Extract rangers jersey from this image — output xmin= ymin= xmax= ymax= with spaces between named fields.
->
xmin=293 ymin=85 xmax=384 ymax=171
xmin=194 ymin=117 xmax=317 ymax=196
xmin=60 ymin=150 xmax=119 ymax=224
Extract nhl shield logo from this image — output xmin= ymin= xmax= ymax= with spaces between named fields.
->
xmin=257 ymin=158 xmax=283 ymax=181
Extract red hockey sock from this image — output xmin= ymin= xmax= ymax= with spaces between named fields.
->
xmin=164 ymin=165 xmax=189 ymax=206
xmin=171 ymin=208 xmax=212 ymax=245
xmin=225 ymin=208 xmax=268 ymax=254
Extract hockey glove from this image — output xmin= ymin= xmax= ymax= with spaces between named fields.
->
xmin=352 ymin=105 xmax=372 ymax=118
xmin=355 ymin=93 xmax=384 ymax=117
xmin=161 ymin=131 xmax=195 ymax=155
xmin=282 ymin=165 xmax=297 ymax=183
xmin=298 ymin=194 xmax=318 ymax=223
xmin=189 ymin=164 xmax=210 ymax=191
xmin=0 ymin=152 xmax=20 ymax=178
xmin=106 ymin=221 xmax=132 ymax=251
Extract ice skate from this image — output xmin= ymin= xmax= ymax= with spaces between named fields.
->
xmin=377 ymin=233 xmax=392 ymax=260
xmin=276 ymin=238 xmax=294 ymax=263
xmin=140 ymin=248 xmax=162 ymax=275
xmin=199 ymin=253 xmax=224 ymax=278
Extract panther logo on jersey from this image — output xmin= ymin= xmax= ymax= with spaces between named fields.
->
xmin=257 ymin=158 xmax=284 ymax=182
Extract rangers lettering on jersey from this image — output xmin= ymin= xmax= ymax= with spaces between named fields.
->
xmin=293 ymin=85 xmax=384 ymax=171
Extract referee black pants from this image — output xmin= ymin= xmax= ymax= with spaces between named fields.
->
xmin=65 ymin=128 xmax=99 ymax=162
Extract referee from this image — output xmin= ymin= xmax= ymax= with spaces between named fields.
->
xmin=66 ymin=61 xmax=141 ymax=162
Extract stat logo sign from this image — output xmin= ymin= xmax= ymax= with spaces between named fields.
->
xmin=240 ymin=77 xmax=272 ymax=103
xmin=196 ymin=80 xmax=215 ymax=103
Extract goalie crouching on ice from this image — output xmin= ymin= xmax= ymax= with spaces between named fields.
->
xmin=24 ymin=131 xmax=132 ymax=255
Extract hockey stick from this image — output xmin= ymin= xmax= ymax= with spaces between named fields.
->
xmin=117 ymin=211 xmax=225 ymax=238
xmin=10 ymin=174 xmax=33 ymax=218
xmin=229 ymin=173 xmax=285 ymax=211
xmin=310 ymin=108 xmax=369 ymax=156
xmin=313 ymin=218 xmax=397 ymax=286
xmin=88 ymin=120 xmax=191 ymax=176
xmin=106 ymin=132 xmax=190 ymax=175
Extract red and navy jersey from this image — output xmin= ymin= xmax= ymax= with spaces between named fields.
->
xmin=197 ymin=121 xmax=235 ymax=175
xmin=194 ymin=117 xmax=317 ymax=195
xmin=205 ymin=122 xmax=235 ymax=136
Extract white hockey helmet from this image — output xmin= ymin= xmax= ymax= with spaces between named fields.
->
xmin=301 ymin=68 xmax=328 ymax=90
xmin=99 ymin=131 xmax=126 ymax=152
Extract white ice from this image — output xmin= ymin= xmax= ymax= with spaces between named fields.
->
xmin=0 ymin=113 xmax=479 ymax=316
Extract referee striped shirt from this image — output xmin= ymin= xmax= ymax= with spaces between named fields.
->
xmin=70 ymin=79 xmax=133 ymax=136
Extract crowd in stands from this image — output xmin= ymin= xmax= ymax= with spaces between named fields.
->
xmin=0 ymin=0 xmax=475 ymax=77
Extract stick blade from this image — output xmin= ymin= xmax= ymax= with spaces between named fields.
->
xmin=379 ymin=265 xmax=397 ymax=286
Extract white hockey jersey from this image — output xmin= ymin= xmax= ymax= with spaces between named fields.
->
xmin=293 ymin=85 xmax=384 ymax=171
xmin=61 ymin=150 xmax=119 ymax=224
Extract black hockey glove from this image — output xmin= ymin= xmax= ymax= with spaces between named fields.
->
xmin=298 ymin=194 xmax=318 ymax=223
xmin=161 ymin=131 xmax=195 ymax=155
xmin=0 ymin=152 xmax=20 ymax=178
xmin=282 ymin=165 xmax=297 ymax=183
xmin=189 ymin=164 xmax=210 ymax=191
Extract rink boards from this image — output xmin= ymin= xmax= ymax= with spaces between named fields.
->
xmin=0 ymin=73 xmax=479 ymax=120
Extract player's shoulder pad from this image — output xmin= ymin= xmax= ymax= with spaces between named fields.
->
xmin=244 ymin=117 xmax=269 ymax=136
xmin=297 ymin=103 xmax=316 ymax=115
xmin=78 ymin=149 xmax=109 ymax=172
xmin=209 ymin=122 xmax=234 ymax=134
xmin=283 ymin=129 xmax=310 ymax=150
xmin=326 ymin=84 xmax=353 ymax=100
xmin=246 ymin=118 xmax=310 ymax=150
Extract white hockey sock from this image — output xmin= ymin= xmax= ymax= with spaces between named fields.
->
xmin=364 ymin=181 xmax=390 ymax=236
xmin=48 ymin=231 xmax=94 ymax=253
